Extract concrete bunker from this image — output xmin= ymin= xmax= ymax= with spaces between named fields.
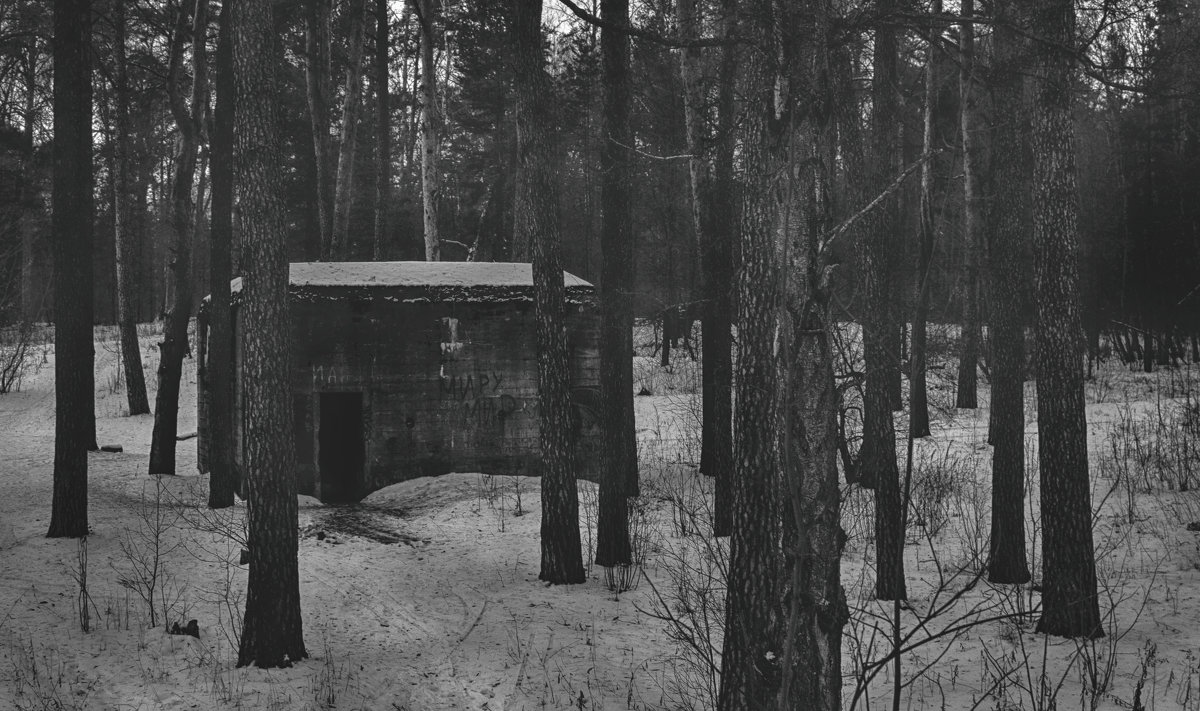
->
xmin=197 ymin=261 xmax=602 ymax=502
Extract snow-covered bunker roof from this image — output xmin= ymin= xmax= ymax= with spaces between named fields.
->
xmin=218 ymin=261 xmax=594 ymax=306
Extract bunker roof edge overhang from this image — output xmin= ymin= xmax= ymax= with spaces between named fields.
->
xmin=198 ymin=261 xmax=595 ymax=313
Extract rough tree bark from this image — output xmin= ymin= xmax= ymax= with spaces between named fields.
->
xmin=149 ymin=0 xmax=208 ymax=476
xmin=718 ymin=1 xmax=846 ymax=707
xmin=306 ymin=0 xmax=334 ymax=257
xmin=113 ymin=0 xmax=150 ymax=417
xmin=373 ymin=0 xmax=390 ymax=260
xmin=48 ymin=0 xmax=93 ymax=538
xmin=864 ymin=0 xmax=906 ymax=601
xmin=955 ymin=0 xmax=982 ymax=409
xmin=514 ymin=0 xmax=585 ymax=585
xmin=234 ymin=0 xmax=308 ymax=668
xmin=207 ymin=0 xmax=236 ymax=509
xmin=594 ymin=0 xmax=635 ymax=568
xmin=415 ymin=0 xmax=440 ymax=261
xmin=986 ymin=0 xmax=1032 ymax=585
xmin=330 ymin=0 xmax=368 ymax=259
xmin=910 ymin=0 xmax=943 ymax=439
xmin=1027 ymin=0 xmax=1103 ymax=639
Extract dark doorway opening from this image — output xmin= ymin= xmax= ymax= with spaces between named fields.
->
xmin=318 ymin=392 xmax=365 ymax=503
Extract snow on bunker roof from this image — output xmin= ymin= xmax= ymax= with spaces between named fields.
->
xmin=221 ymin=261 xmax=593 ymax=305
xmin=285 ymin=261 xmax=590 ymax=289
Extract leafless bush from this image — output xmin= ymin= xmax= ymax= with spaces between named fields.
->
xmin=0 ymin=320 xmax=33 ymax=394
xmin=111 ymin=477 xmax=185 ymax=628
xmin=640 ymin=526 xmax=727 ymax=711
xmin=1101 ymin=398 xmax=1199 ymax=496
xmin=3 ymin=635 xmax=96 ymax=711
xmin=908 ymin=445 xmax=972 ymax=540
xmin=66 ymin=537 xmax=99 ymax=634
xmin=604 ymin=495 xmax=653 ymax=596
xmin=308 ymin=634 xmax=357 ymax=710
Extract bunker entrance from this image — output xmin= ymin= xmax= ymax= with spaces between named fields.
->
xmin=318 ymin=392 xmax=365 ymax=503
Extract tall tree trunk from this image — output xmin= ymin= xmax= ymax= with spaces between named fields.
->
xmin=910 ymin=0 xmax=943 ymax=438
xmin=113 ymin=0 xmax=150 ymax=417
xmin=708 ymin=0 xmax=737 ymax=536
xmin=48 ymin=0 xmax=93 ymax=538
xmin=207 ymin=0 xmax=236 ymax=509
xmin=955 ymin=0 xmax=982 ymax=409
xmin=1028 ymin=0 xmax=1103 ymax=639
xmin=865 ymin=0 xmax=905 ymax=601
xmin=514 ymin=0 xmax=585 ymax=585
xmin=149 ymin=0 xmax=208 ymax=475
xmin=373 ymin=0 xmax=390 ymax=261
xmin=306 ymin=0 xmax=334 ymax=258
xmin=718 ymin=3 xmax=845 ymax=707
xmin=330 ymin=0 xmax=368 ymax=260
xmin=782 ymin=152 xmax=847 ymax=708
xmin=234 ymin=0 xmax=308 ymax=668
xmin=416 ymin=0 xmax=440 ymax=261
xmin=679 ymin=0 xmax=735 ymax=537
xmin=986 ymin=0 xmax=1032 ymax=585
xmin=20 ymin=36 xmax=40 ymax=323
xmin=594 ymin=0 xmax=635 ymax=568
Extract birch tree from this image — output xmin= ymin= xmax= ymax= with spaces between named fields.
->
xmin=719 ymin=0 xmax=846 ymax=705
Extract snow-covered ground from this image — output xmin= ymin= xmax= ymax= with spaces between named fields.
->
xmin=1 ymin=324 xmax=1198 ymax=710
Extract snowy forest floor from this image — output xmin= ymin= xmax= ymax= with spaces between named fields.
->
xmin=0 ymin=322 xmax=1198 ymax=710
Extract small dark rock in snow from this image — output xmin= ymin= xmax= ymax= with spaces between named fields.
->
xmin=99 ymin=444 xmax=123 ymax=453
xmin=1186 ymin=522 xmax=1200 ymax=532
xmin=316 ymin=531 xmax=326 ymax=541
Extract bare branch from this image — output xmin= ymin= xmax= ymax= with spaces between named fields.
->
xmin=554 ymin=0 xmax=735 ymax=48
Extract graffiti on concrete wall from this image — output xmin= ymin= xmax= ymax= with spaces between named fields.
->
xmin=438 ymin=370 xmax=505 ymax=401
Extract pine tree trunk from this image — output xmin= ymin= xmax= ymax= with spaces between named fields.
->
xmin=719 ymin=57 xmax=787 ymax=707
xmin=48 ymin=0 xmax=93 ymax=539
xmin=416 ymin=0 xmax=440 ymax=261
xmin=514 ymin=0 xmax=585 ymax=585
xmin=594 ymin=0 xmax=635 ymax=568
xmin=330 ymin=0 xmax=368 ymax=260
xmin=864 ymin=0 xmax=905 ymax=600
xmin=19 ymin=37 xmax=40 ymax=323
xmin=373 ymin=0 xmax=390 ymax=261
xmin=709 ymin=1 xmax=737 ymax=536
xmin=1028 ymin=0 xmax=1103 ymax=639
xmin=955 ymin=0 xmax=982 ymax=409
xmin=986 ymin=1 xmax=1031 ymax=585
xmin=678 ymin=0 xmax=735 ymax=537
xmin=207 ymin=0 xmax=236 ymax=509
xmin=113 ymin=0 xmax=150 ymax=417
xmin=149 ymin=0 xmax=208 ymax=476
xmin=234 ymin=0 xmax=308 ymax=668
xmin=306 ymin=0 xmax=334 ymax=258
xmin=910 ymin=0 xmax=942 ymax=439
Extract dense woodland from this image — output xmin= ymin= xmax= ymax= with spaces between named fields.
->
xmin=3 ymin=0 xmax=1194 ymax=331
xmin=1 ymin=0 xmax=1199 ymax=708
